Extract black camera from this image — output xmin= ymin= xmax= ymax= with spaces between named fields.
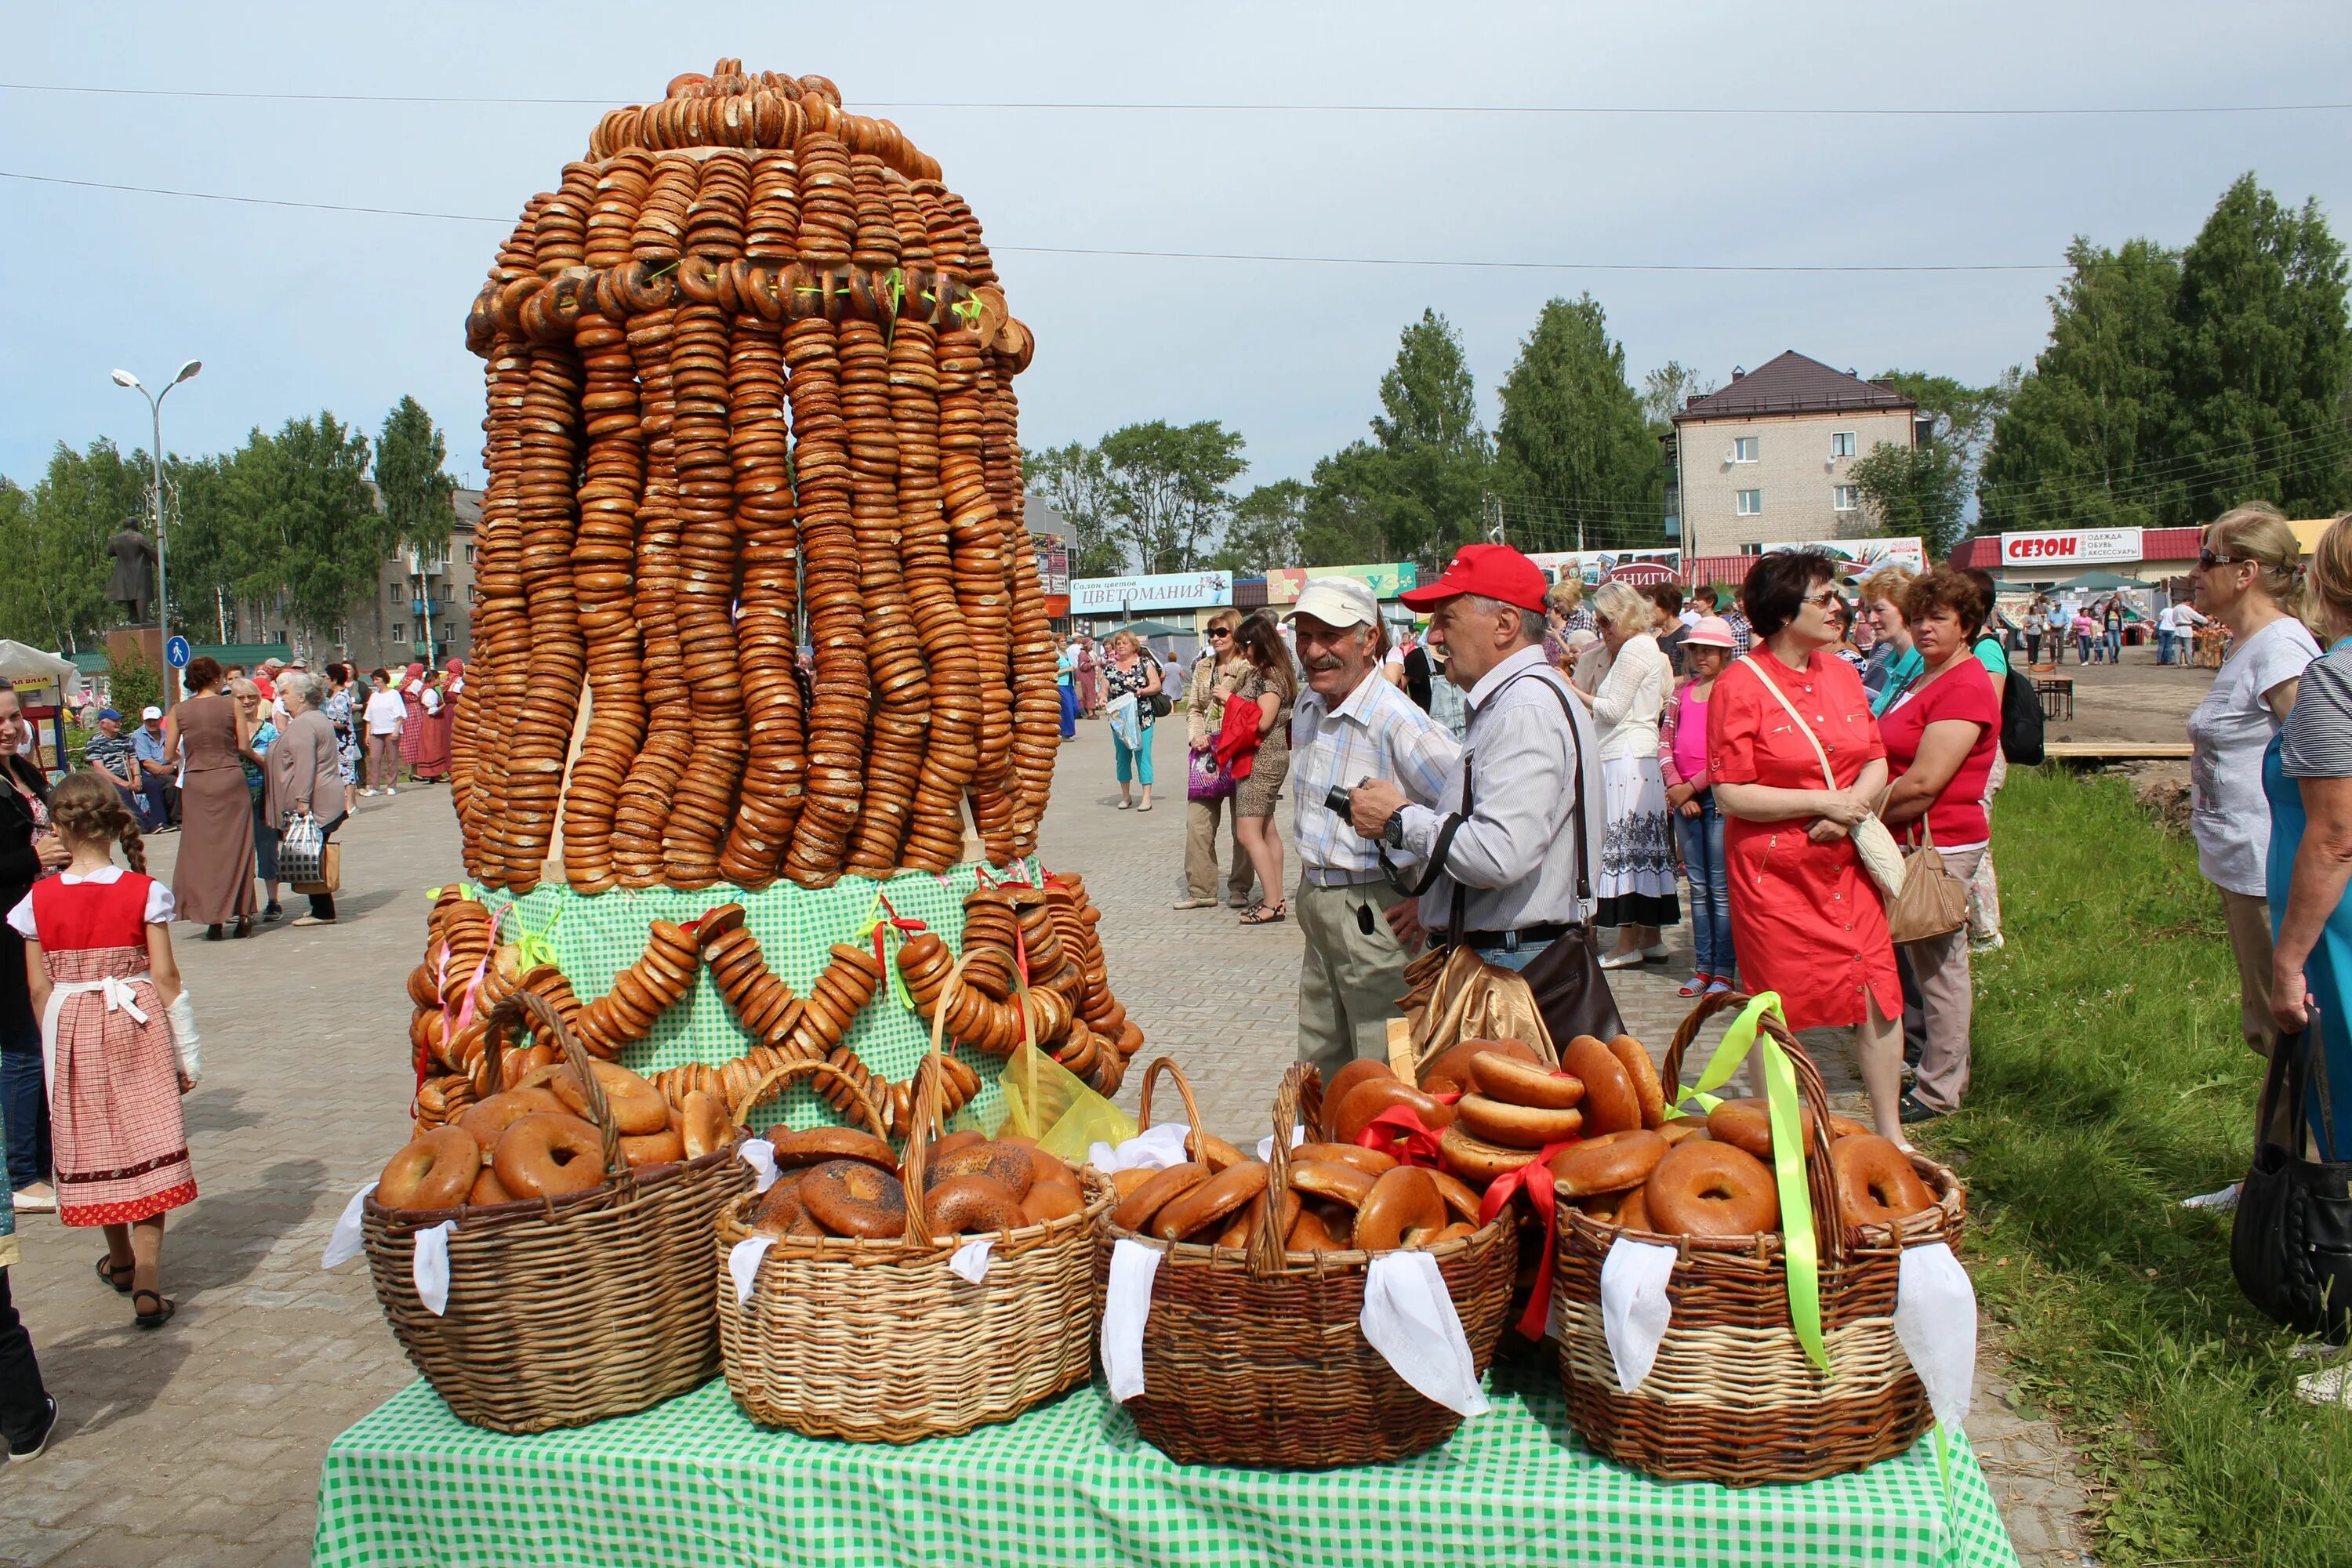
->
xmin=1323 ymin=783 xmax=1355 ymax=815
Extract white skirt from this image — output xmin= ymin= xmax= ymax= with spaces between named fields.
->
xmin=1595 ymin=755 xmax=1679 ymax=920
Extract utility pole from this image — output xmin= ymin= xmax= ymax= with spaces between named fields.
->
xmin=110 ymin=360 xmax=202 ymax=710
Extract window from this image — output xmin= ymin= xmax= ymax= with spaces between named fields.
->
xmin=1735 ymin=489 xmax=1762 ymax=517
xmin=1831 ymin=431 xmax=1857 ymax=459
xmin=465 ymin=543 xmax=477 ymax=564
xmin=1833 ymin=485 xmax=1860 ymax=512
xmin=389 ymin=584 xmax=403 ymax=603
xmin=1730 ymin=437 xmax=1759 ymax=464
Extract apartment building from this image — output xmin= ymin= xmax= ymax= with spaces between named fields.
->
xmin=1668 ymin=352 xmax=1925 ymax=556
xmin=216 ymin=486 xmax=480 ymax=672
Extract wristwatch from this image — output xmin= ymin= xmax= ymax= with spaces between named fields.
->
xmin=1381 ymin=811 xmax=1406 ymax=851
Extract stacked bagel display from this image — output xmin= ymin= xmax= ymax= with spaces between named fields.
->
xmin=1099 ymin=1060 xmax=1518 ymax=1469
xmin=448 ymin=58 xmax=1055 ymax=898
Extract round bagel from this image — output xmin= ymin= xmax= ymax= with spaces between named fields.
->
xmin=1430 ymin=1167 xmax=1484 ymax=1224
xmin=1614 ymin=1185 xmax=1652 ymax=1232
xmin=1417 ymin=1037 xmax=1537 ymax=1096
xmin=1333 ymin=1078 xmax=1455 ymax=1147
xmin=1705 ymin=1098 xmax=1821 ymax=1161
xmin=925 ymin=1174 xmax=1025 ymax=1237
xmin=1467 ymin=1052 xmax=1585 ymax=1110
xmin=466 ymin=1165 xmax=514 ymax=1207
xmin=456 ymin=1087 xmax=568 ymax=1152
xmin=1831 ymin=1134 xmax=1937 ymax=1230
xmin=1020 ymin=1181 xmax=1086 ymax=1225
xmin=1286 ymin=1204 xmax=1346 ymax=1253
xmin=926 ymin=1140 xmax=1036 ymax=1199
xmin=1437 ymin=1124 xmax=1540 ymax=1186
xmin=620 ymin=1126 xmax=686 ymax=1168
xmin=1608 ymin=1036 xmax=1668 ymax=1130
xmin=768 ymin=1125 xmax=898 ymax=1172
xmin=378 ymin=1126 xmax=482 ymax=1211
xmin=800 ymin=1158 xmax=909 ymax=1239
xmin=1293 ymin=1142 xmax=1399 ymax=1178
xmin=1285 ymin=1158 xmax=1375 ymax=1210
xmin=492 ymin=1112 xmax=608 ymax=1201
xmin=1644 ymin=1142 xmax=1780 ymax=1240
xmin=1109 ymin=1162 xmax=1208 ymax=1232
xmin=1563 ymin=1036 xmax=1642 ymax=1136
xmin=927 ymin=1129 xmax=987 ymax=1160
xmin=1547 ymin=1129 xmax=1669 ymax=1197
xmin=678 ymin=1091 xmax=735 ymax=1160
xmin=1149 ymin=1160 xmax=1269 ymax=1242
xmin=550 ymin=1059 xmax=671 ymax=1136
xmin=1454 ymin=1094 xmax=1584 ymax=1150
xmin=1352 ymin=1167 xmax=1448 ymax=1251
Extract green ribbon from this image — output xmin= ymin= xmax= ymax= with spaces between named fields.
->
xmin=950 ymin=296 xmax=982 ymax=332
xmin=1664 ymin=992 xmax=1828 ymax=1374
xmin=423 ymin=884 xmax=480 ymax=903
xmin=883 ymin=267 xmax=906 ymax=317
xmin=510 ymin=908 xmax=564 ymax=975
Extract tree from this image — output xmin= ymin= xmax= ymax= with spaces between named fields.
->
xmin=0 ymin=481 xmax=45 ymax=648
xmin=2169 ymin=173 xmax=2351 ymax=522
xmin=1027 ymin=440 xmax=1127 ymax=575
xmin=1640 ymin=361 xmax=1717 ymax=429
xmin=374 ymin=395 xmax=459 ymax=554
xmin=27 ymin=439 xmax=150 ymax=651
xmin=1978 ymin=238 xmax=2187 ymax=529
xmin=1494 ymin=295 xmax=1664 ymax=551
xmin=1851 ymin=369 xmax=2014 ymax=555
xmin=1210 ymin=479 xmax=1307 ymax=573
xmin=1098 ymin=420 xmax=1248 ymax=574
xmin=235 ymin=413 xmax=385 ymax=647
xmin=1300 ymin=310 xmax=1494 ymax=568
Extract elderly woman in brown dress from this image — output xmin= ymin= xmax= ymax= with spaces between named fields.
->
xmin=162 ymin=658 xmax=257 ymax=941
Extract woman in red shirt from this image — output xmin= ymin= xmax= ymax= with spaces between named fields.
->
xmin=1878 ymin=566 xmax=2001 ymax=1123
xmin=1708 ymin=551 xmax=1908 ymax=1142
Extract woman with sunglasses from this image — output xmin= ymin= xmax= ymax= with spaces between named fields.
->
xmin=1708 ymin=550 xmax=1908 ymax=1142
xmin=2187 ymin=505 xmax=2320 ymax=1086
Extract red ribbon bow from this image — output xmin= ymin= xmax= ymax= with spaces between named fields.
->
xmin=1351 ymin=1091 xmax=1463 ymax=1168
xmin=869 ymin=893 xmax=927 ymax=977
xmin=1476 ymin=1138 xmax=1584 ymax=1341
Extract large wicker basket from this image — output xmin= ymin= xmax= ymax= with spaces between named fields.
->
xmin=1551 ymin=991 xmax=1967 ymax=1485
xmin=1102 ymin=1059 xmax=1518 ymax=1469
xmin=363 ymin=990 xmax=753 ymax=1434
xmin=717 ymin=953 xmax=1113 ymax=1443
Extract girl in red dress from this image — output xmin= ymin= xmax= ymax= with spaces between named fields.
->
xmin=10 ymin=772 xmax=194 ymax=1328
xmin=1708 ymin=551 xmax=1908 ymax=1144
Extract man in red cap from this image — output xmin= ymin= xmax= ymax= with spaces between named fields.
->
xmin=1342 ymin=545 xmax=1621 ymax=1031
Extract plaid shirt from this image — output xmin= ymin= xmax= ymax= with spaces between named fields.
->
xmin=1289 ymin=667 xmax=1461 ymax=877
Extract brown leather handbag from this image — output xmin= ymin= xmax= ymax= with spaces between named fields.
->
xmin=1884 ymin=817 xmax=1969 ymax=946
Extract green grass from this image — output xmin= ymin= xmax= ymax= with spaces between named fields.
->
xmin=1933 ymin=768 xmax=2352 ymax=1565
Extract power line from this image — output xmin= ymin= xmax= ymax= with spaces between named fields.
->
xmin=5 ymin=82 xmax=2349 ymax=117
xmin=0 ymin=170 xmax=2067 ymax=272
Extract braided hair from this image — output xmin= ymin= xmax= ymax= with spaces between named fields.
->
xmin=49 ymin=768 xmax=147 ymax=874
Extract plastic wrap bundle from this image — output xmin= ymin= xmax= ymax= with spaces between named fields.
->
xmin=449 ymin=60 xmax=1049 ymax=897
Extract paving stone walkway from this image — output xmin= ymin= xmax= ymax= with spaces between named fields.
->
xmin=0 ymin=724 xmax=2089 ymax=1565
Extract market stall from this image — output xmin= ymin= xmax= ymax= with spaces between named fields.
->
xmin=315 ymin=59 xmax=2018 ymax=1568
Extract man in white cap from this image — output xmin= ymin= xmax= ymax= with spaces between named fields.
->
xmin=1284 ymin=576 xmax=1461 ymax=1081
xmin=132 ymin=706 xmax=176 ymax=831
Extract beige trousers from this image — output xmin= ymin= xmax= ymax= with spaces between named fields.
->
xmin=1905 ymin=844 xmax=1986 ymax=1114
xmin=1296 ymin=878 xmax=1412 ymax=1083
xmin=2220 ymin=887 xmax=2279 ymax=1058
xmin=1185 ymin=792 xmax=1256 ymax=906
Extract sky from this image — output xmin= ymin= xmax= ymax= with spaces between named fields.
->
xmin=5 ymin=2 xmax=2350 ymax=524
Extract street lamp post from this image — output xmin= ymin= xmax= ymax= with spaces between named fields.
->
xmin=110 ymin=360 xmax=201 ymax=710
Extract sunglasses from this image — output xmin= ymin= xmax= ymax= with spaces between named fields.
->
xmin=2198 ymin=549 xmax=2251 ymax=569
xmin=1207 ymin=629 xmax=1230 ymax=640
xmin=1800 ymin=589 xmax=1847 ymax=611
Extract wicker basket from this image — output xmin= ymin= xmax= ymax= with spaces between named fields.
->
xmin=363 ymin=989 xmax=753 ymax=1434
xmin=1551 ymin=990 xmax=1967 ymax=1485
xmin=1102 ymin=1058 xmax=1518 ymax=1469
xmin=717 ymin=951 xmax=1114 ymax=1443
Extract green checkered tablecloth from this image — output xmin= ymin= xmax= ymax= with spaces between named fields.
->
xmin=313 ymin=1358 xmax=2020 ymax=1568
xmin=468 ymin=860 xmax=1038 ymax=1134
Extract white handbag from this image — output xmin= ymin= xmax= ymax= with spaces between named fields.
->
xmin=1737 ymin=656 xmax=1907 ymax=903
xmin=277 ymin=810 xmax=328 ymax=887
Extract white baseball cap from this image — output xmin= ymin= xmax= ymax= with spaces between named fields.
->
xmin=1283 ymin=577 xmax=1379 ymax=631
xmin=141 ymin=706 xmax=163 ymax=720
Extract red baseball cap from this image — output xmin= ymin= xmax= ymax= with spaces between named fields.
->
xmin=1399 ymin=543 xmax=1548 ymax=615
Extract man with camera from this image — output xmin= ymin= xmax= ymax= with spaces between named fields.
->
xmin=1345 ymin=545 xmax=1613 ymax=1024
xmin=1284 ymin=578 xmax=1461 ymax=1082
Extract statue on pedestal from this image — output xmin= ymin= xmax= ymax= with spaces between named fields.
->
xmin=107 ymin=520 xmax=158 ymax=627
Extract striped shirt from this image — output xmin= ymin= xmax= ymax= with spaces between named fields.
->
xmin=1289 ymin=667 xmax=1461 ymax=878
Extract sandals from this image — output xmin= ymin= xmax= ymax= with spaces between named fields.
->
xmin=96 ymin=1256 xmax=133 ymax=1294
xmin=1678 ymin=973 xmax=1714 ymax=999
xmin=132 ymin=1289 xmax=176 ymax=1330
xmin=1239 ymin=902 xmax=1287 ymax=926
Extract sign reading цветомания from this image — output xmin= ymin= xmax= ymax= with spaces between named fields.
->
xmin=1999 ymin=528 xmax=2144 ymax=566
xmin=1069 ymin=572 xmax=1234 ymax=615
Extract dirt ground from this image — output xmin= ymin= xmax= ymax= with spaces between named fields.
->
xmin=2019 ymin=638 xmax=2214 ymax=747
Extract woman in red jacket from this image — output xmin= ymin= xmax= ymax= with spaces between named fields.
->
xmin=1708 ymin=550 xmax=1907 ymax=1142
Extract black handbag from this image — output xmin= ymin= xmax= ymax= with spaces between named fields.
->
xmin=1382 ymin=670 xmax=1624 ymax=1048
xmin=2231 ymin=1025 xmax=2352 ymax=1341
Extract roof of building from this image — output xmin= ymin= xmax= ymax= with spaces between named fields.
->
xmin=1950 ymin=527 xmax=2201 ymax=569
xmin=1674 ymin=352 xmax=1918 ymax=423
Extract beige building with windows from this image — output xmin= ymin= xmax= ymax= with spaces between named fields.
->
xmin=218 ymin=486 xmax=481 ymax=672
xmin=1668 ymin=352 xmax=1923 ymax=556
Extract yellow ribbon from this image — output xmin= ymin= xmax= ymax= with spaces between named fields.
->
xmin=950 ymin=296 xmax=982 ymax=332
xmin=1664 ymin=992 xmax=1828 ymax=1374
